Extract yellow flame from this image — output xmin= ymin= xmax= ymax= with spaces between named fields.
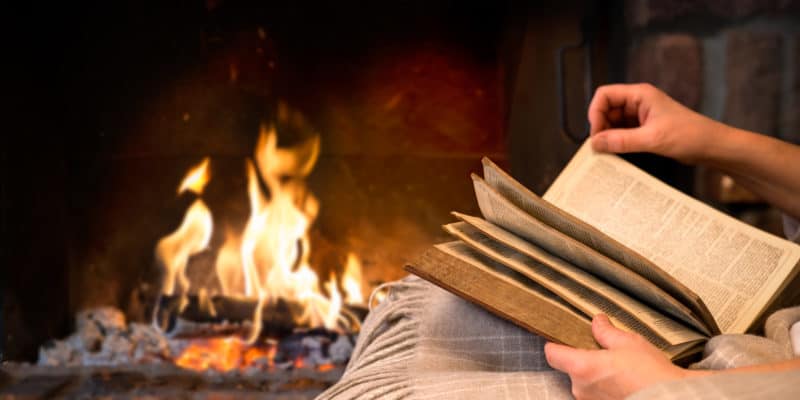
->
xmin=323 ymin=274 xmax=342 ymax=330
xmin=158 ymin=113 xmax=365 ymax=352
xmin=342 ymin=253 xmax=364 ymax=304
xmin=155 ymin=199 xmax=213 ymax=295
xmin=177 ymin=157 xmax=211 ymax=195
xmin=240 ymin=160 xmax=269 ymax=298
xmin=255 ymin=124 xmax=320 ymax=184
xmin=214 ymin=230 xmax=243 ymax=296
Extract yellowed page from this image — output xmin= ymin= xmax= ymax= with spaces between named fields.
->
xmin=446 ymin=220 xmax=707 ymax=345
xmin=544 ymin=140 xmax=800 ymax=333
xmin=472 ymin=174 xmax=711 ymax=334
xmin=435 ymin=241 xmax=583 ymax=317
xmin=439 ymin=236 xmax=671 ymax=349
xmin=481 ymin=157 xmax=715 ymax=333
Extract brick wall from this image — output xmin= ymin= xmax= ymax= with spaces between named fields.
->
xmin=623 ymin=0 xmax=800 ymax=231
xmin=625 ymin=0 xmax=800 ymax=144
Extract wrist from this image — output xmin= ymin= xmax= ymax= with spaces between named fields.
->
xmin=695 ymin=119 xmax=735 ymax=164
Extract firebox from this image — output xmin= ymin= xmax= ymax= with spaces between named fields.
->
xmin=11 ymin=0 xmax=798 ymax=398
xmin=6 ymin=2 xmax=562 ymax=396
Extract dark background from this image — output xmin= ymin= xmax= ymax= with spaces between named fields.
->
xmin=3 ymin=0 xmax=581 ymax=362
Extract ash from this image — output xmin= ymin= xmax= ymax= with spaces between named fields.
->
xmin=38 ymin=307 xmax=355 ymax=373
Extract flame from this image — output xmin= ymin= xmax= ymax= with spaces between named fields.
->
xmin=155 ymin=199 xmax=213 ymax=295
xmin=156 ymin=114 xmax=367 ymax=371
xmin=214 ymin=230 xmax=244 ymax=296
xmin=177 ymin=157 xmax=211 ymax=195
xmin=342 ymin=253 xmax=365 ymax=304
xmin=173 ymin=336 xmax=334 ymax=373
xmin=214 ymin=123 xmax=346 ymax=339
xmin=323 ymin=274 xmax=342 ymax=329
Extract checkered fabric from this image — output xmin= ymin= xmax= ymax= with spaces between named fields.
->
xmin=318 ymin=220 xmax=800 ymax=399
xmin=317 ymin=276 xmax=571 ymax=399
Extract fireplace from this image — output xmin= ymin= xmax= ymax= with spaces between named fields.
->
xmin=5 ymin=0 xmax=796 ymax=398
xmin=3 ymin=1 xmax=531 ymax=397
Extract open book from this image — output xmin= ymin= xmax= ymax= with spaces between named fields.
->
xmin=406 ymin=140 xmax=800 ymax=360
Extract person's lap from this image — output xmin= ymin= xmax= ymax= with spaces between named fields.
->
xmin=318 ymin=276 xmax=800 ymax=399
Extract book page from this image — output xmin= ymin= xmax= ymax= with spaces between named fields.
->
xmin=446 ymin=221 xmax=707 ymax=346
xmin=438 ymin=240 xmax=671 ymax=349
xmin=472 ymin=174 xmax=712 ymax=334
xmin=481 ymin=157 xmax=716 ymax=334
xmin=544 ymin=141 xmax=800 ymax=333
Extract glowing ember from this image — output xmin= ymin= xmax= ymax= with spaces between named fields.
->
xmin=317 ymin=363 xmax=335 ymax=372
xmin=173 ymin=337 xmax=275 ymax=372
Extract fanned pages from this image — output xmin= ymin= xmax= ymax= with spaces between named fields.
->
xmin=543 ymin=141 xmax=800 ymax=333
xmin=472 ymin=174 xmax=712 ymax=334
xmin=480 ymin=157 xmax=718 ymax=334
xmin=405 ymin=138 xmax=800 ymax=362
xmin=406 ymin=243 xmax=598 ymax=349
xmin=444 ymin=221 xmax=707 ymax=357
xmin=448 ymin=216 xmax=709 ymax=340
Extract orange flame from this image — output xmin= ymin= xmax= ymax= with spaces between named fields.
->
xmin=157 ymin=114 xmax=366 ymax=371
xmin=342 ymin=253 xmax=365 ymax=304
xmin=177 ymin=157 xmax=211 ymax=195
xmin=209 ymin=124 xmax=349 ymax=340
xmin=155 ymin=199 xmax=213 ymax=295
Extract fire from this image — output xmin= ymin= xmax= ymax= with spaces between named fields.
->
xmin=177 ymin=157 xmax=211 ymax=195
xmin=155 ymin=199 xmax=213 ymax=296
xmin=154 ymin=114 xmax=367 ymax=372
xmin=173 ymin=337 xmax=275 ymax=372
xmin=342 ymin=253 xmax=364 ymax=304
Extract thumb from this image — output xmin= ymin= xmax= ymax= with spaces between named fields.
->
xmin=592 ymin=314 xmax=635 ymax=350
xmin=544 ymin=341 xmax=592 ymax=374
xmin=591 ymin=127 xmax=654 ymax=154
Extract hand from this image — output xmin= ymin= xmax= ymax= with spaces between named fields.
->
xmin=544 ymin=314 xmax=693 ymax=400
xmin=588 ymin=83 xmax=728 ymax=164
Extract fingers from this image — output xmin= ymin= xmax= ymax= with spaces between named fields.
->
xmin=544 ymin=342 xmax=593 ymax=374
xmin=588 ymin=83 xmax=651 ymax=135
xmin=590 ymin=127 xmax=655 ymax=154
xmin=591 ymin=314 xmax=636 ymax=350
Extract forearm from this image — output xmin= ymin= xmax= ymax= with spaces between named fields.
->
xmin=701 ymin=126 xmax=800 ymax=219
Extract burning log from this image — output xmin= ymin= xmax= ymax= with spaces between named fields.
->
xmin=154 ymin=294 xmax=365 ymax=338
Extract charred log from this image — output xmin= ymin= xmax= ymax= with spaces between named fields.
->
xmin=154 ymin=294 xmax=365 ymax=338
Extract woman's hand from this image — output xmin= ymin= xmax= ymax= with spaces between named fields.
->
xmin=588 ymin=82 xmax=800 ymax=220
xmin=588 ymin=83 xmax=729 ymax=164
xmin=544 ymin=314 xmax=696 ymax=400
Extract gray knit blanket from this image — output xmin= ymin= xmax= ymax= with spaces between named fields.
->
xmin=317 ymin=276 xmax=800 ymax=400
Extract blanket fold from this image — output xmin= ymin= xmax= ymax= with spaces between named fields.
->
xmin=317 ymin=276 xmax=800 ymax=400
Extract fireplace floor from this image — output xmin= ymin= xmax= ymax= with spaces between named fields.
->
xmin=0 ymin=363 xmax=342 ymax=399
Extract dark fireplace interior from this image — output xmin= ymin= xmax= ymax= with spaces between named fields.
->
xmin=3 ymin=0 xmax=799 ymax=398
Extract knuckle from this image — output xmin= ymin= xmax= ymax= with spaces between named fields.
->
xmin=638 ymin=82 xmax=655 ymax=92
xmin=615 ymin=133 xmax=630 ymax=152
